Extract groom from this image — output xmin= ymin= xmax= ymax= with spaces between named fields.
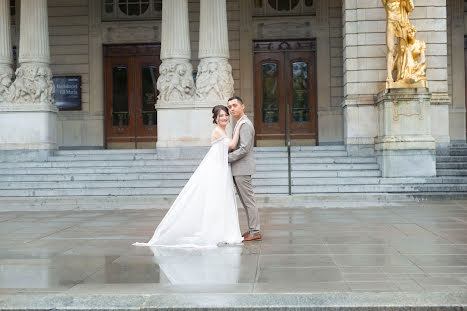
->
xmin=227 ymin=96 xmax=262 ymax=242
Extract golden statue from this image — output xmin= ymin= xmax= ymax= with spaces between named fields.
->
xmin=382 ymin=0 xmax=427 ymax=88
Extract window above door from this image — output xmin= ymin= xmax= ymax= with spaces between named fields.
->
xmin=102 ymin=0 xmax=162 ymax=21
xmin=254 ymin=0 xmax=315 ymax=16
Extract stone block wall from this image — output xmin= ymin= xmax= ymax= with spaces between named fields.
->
xmin=48 ymin=0 xmax=104 ymax=148
xmin=448 ymin=0 xmax=466 ymax=143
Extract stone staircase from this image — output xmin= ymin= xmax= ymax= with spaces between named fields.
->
xmin=436 ymin=144 xmax=467 ymax=177
xmin=0 ymin=144 xmax=466 ymax=207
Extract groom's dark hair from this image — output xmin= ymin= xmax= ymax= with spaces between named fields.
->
xmin=227 ymin=96 xmax=243 ymax=105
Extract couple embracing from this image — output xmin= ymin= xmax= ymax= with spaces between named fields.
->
xmin=134 ymin=96 xmax=262 ymax=248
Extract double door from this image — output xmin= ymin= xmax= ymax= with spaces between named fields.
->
xmin=254 ymin=40 xmax=317 ymax=145
xmin=104 ymin=45 xmax=161 ymax=149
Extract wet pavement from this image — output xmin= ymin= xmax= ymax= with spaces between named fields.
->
xmin=1 ymin=200 xmax=467 ymax=296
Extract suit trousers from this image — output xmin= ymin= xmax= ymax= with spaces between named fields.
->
xmin=233 ymin=175 xmax=260 ymax=235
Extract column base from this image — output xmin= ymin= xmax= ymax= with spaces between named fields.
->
xmin=155 ymin=100 xmax=221 ymax=148
xmin=0 ymin=103 xmax=58 ymax=161
xmin=377 ymin=149 xmax=436 ymax=177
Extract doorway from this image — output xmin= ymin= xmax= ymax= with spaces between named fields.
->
xmin=253 ymin=40 xmax=318 ymax=146
xmin=465 ymin=36 xmax=467 ymax=141
xmin=104 ymin=44 xmax=161 ymax=149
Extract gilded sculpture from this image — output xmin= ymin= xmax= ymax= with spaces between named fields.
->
xmin=382 ymin=0 xmax=427 ymax=88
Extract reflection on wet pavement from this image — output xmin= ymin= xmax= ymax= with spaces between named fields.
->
xmin=1 ymin=200 xmax=467 ymax=294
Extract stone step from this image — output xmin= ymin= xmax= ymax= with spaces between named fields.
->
xmin=436 ymin=156 xmax=467 ymax=162
xmin=49 ymin=152 xmax=296 ymax=161
xmin=2 ymin=182 xmax=465 ymax=197
xmin=436 ymin=169 xmax=467 ymax=176
xmin=450 ymin=149 xmax=467 ymax=156
xmin=292 ymin=176 xmax=467 ymax=185
xmin=0 ymin=180 xmax=188 ymax=189
xmin=290 ymin=151 xmax=348 ymax=157
xmin=44 ymin=154 xmax=369 ymax=164
xmin=3 ymin=160 xmax=381 ymax=170
xmin=292 ymin=183 xmax=467 ymax=194
xmin=1 ymin=178 xmax=305 ymax=188
xmin=437 ymin=162 xmax=467 ymax=169
xmin=290 ymin=163 xmax=380 ymax=170
xmin=291 ymin=145 xmax=346 ymax=151
xmin=0 ymin=162 xmax=381 ymax=175
xmin=0 ymin=172 xmax=194 ymax=182
xmin=291 ymin=170 xmax=382 ymax=178
xmin=11 ymin=176 xmax=447 ymax=189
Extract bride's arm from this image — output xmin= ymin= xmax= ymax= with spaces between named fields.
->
xmin=228 ymin=120 xmax=247 ymax=150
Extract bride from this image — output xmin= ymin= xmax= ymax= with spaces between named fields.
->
xmin=134 ymin=105 xmax=246 ymax=248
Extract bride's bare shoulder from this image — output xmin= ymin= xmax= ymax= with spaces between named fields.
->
xmin=211 ymin=127 xmax=226 ymax=142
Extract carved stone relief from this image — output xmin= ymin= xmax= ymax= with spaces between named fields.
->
xmin=157 ymin=59 xmax=195 ymax=102
xmin=0 ymin=65 xmax=13 ymax=102
xmin=195 ymin=58 xmax=234 ymax=102
xmin=8 ymin=63 xmax=55 ymax=105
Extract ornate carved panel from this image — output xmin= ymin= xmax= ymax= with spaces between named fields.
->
xmin=102 ymin=21 xmax=161 ymax=44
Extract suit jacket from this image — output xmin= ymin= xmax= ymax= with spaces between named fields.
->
xmin=228 ymin=115 xmax=256 ymax=176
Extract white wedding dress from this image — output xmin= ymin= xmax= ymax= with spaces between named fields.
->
xmin=134 ymin=136 xmax=243 ymax=248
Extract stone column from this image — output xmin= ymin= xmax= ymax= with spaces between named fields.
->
xmin=196 ymin=0 xmax=234 ymax=103
xmin=155 ymin=0 xmax=207 ymax=147
xmin=12 ymin=0 xmax=54 ymax=106
xmin=0 ymin=0 xmax=57 ymax=161
xmin=0 ymin=0 xmax=13 ymax=103
xmin=157 ymin=0 xmax=194 ymax=103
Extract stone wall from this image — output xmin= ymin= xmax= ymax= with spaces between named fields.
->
xmin=48 ymin=0 xmax=104 ymax=148
xmin=323 ymin=0 xmax=344 ymax=144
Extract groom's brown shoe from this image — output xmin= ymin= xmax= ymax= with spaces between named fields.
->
xmin=243 ymin=233 xmax=262 ymax=242
xmin=242 ymin=232 xmax=249 ymax=238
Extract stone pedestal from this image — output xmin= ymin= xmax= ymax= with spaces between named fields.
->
xmin=155 ymin=102 xmax=213 ymax=147
xmin=0 ymin=0 xmax=57 ymax=161
xmin=0 ymin=105 xmax=57 ymax=161
xmin=375 ymin=88 xmax=436 ymax=177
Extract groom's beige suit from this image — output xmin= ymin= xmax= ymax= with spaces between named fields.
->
xmin=228 ymin=115 xmax=260 ymax=235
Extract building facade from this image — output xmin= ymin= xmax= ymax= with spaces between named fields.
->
xmin=0 ymin=0 xmax=465 ymax=159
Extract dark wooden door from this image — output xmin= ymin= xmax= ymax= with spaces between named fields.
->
xmin=104 ymin=45 xmax=161 ymax=148
xmin=465 ymin=37 xmax=467 ymax=140
xmin=254 ymin=40 xmax=317 ymax=145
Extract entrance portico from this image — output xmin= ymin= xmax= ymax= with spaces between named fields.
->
xmin=0 ymin=0 xmax=464 ymax=170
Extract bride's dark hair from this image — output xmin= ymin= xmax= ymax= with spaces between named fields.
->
xmin=212 ymin=105 xmax=229 ymax=124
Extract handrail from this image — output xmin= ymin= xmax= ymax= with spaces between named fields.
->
xmin=285 ymin=101 xmax=292 ymax=196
